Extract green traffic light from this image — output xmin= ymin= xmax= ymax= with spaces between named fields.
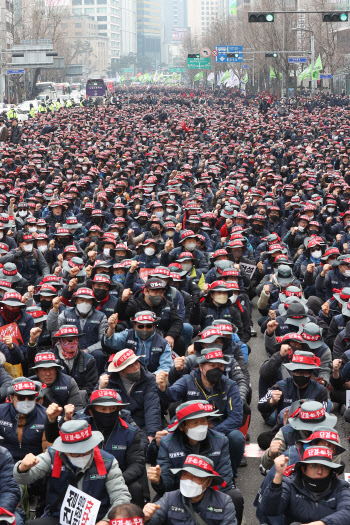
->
xmin=266 ymin=14 xmax=274 ymax=22
xmin=340 ymin=13 xmax=348 ymax=21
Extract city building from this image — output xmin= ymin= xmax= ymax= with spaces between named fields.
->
xmin=161 ymin=0 xmax=187 ymax=65
xmin=137 ymin=0 xmax=161 ymax=66
xmin=187 ymin=0 xmax=222 ymax=37
xmin=120 ymin=0 xmax=137 ymax=55
xmin=0 ymin=0 xmax=14 ymax=50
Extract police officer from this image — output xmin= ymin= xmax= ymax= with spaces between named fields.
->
xmin=13 ymin=419 xmax=131 ymax=525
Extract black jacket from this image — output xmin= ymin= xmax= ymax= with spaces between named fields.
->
xmin=9 ymin=125 xmax=22 ymax=144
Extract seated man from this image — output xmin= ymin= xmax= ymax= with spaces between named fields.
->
xmin=102 ymin=311 xmax=173 ymax=374
xmin=0 ymin=377 xmax=49 ymax=461
xmin=156 ymin=349 xmax=244 ymax=477
xmin=98 ymin=349 xmax=162 ymax=449
xmin=143 ymin=454 xmax=237 ymax=525
xmin=147 ymin=400 xmax=244 ymax=525
xmin=29 ymin=351 xmax=84 ymax=411
xmin=13 ymin=420 xmax=131 ymax=525
xmin=0 ymin=446 xmax=21 ymax=525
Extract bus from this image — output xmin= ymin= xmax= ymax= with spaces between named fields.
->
xmin=34 ymin=82 xmax=58 ymax=99
xmin=85 ymin=79 xmax=106 ymax=97
xmin=104 ymin=79 xmax=115 ymax=93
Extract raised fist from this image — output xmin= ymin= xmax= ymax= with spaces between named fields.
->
xmin=46 ymin=403 xmax=63 ymax=423
xmin=18 ymin=453 xmax=40 ymax=472
xmin=108 ymin=313 xmax=119 ymax=330
xmin=99 ymin=374 xmax=110 ymax=389
xmin=121 ymin=288 xmax=133 ymax=302
xmin=52 ymin=296 xmax=62 ymax=312
xmin=267 ymin=320 xmax=278 ymax=335
xmin=147 ymin=465 xmax=161 ymax=484
xmin=174 ymin=356 xmax=186 ymax=371
xmin=156 ymin=371 xmax=168 ymax=392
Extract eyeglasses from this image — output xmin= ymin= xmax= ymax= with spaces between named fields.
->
xmin=308 ymin=463 xmax=331 ymax=471
xmin=310 ymin=246 xmax=321 ymax=252
xmin=136 ymin=323 xmax=154 ymax=330
xmin=15 ymin=394 xmax=37 ymax=401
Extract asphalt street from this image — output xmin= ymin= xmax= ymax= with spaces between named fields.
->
xmin=238 ymin=300 xmax=350 ymax=524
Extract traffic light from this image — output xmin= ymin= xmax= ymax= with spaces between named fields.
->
xmin=248 ymin=12 xmax=274 ymax=22
xmin=227 ymin=53 xmax=240 ymax=58
xmin=188 ymin=53 xmax=200 ymax=58
xmin=322 ymin=12 xmax=348 ymax=22
xmin=265 ymin=53 xmax=278 ymax=58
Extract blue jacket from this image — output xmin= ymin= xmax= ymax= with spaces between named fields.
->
xmin=101 ymin=365 xmax=162 ymax=436
xmin=46 ymin=447 xmax=114 ymax=520
xmin=149 ymin=488 xmax=236 ymax=525
xmin=134 ymin=253 xmax=161 ymax=268
xmin=156 ymin=428 xmax=233 ymax=493
xmin=103 ymin=328 xmax=173 ymax=373
xmin=0 ymin=446 xmax=21 ymax=513
xmin=0 ymin=402 xmax=47 ymax=460
xmin=160 ymin=368 xmax=243 ymax=435
xmin=260 ymin=472 xmax=350 ymax=525
xmin=96 ymin=293 xmax=118 ymax=318
xmin=160 ymin=247 xmax=209 ymax=274
xmin=322 ymin=268 xmax=350 ymax=301
xmin=62 ymin=307 xmax=106 ymax=350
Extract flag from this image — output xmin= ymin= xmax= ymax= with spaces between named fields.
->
xmin=220 ymin=70 xmax=230 ymax=84
xmin=242 ymin=72 xmax=248 ymax=84
xmin=131 ymin=76 xmax=137 ymax=81
xmin=270 ymin=67 xmax=276 ymax=79
xmin=115 ymin=73 xmax=121 ymax=83
xmin=314 ymin=54 xmax=323 ymax=71
xmin=143 ymin=73 xmax=150 ymax=82
xmin=207 ymin=72 xmax=214 ymax=82
xmin=154 ymin=71 xmax=159 ymax=82
xmin=120 ymin=75 xmax=125 ymax=83
xmin=194 ymin=71 xmax=203 ymax=81
xmin=299 ymin=65 xmax=311 ymax=81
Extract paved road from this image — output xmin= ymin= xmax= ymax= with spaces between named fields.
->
xmin=238 ymin=300 xmax=350 ymax=524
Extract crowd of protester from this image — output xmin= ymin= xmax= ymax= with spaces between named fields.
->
xmin=0 ymin=86 xmax=348 ymax=524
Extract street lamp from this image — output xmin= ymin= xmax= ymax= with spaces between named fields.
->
xmin=292 ymin=27 xmax=315 ymax=93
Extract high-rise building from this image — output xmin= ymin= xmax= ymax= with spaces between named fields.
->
xmin=187 ymin=0 xmax=223 ymax=37
xmin=161 ymin=0 xmax=187 ymax=64
xmin=137 ymin=0 xmax=161 ymax=66
xmin=120 ymin=0 xmax=137 ymax=56
xmin=0 ymin=0 xmax=14 ymax=50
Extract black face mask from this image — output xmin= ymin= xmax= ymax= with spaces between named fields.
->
xmin=252 ymin=224 xmax=263 ymax=233
xmin=93 ymin=409 xmax=118 ymax=431
xmin=301 ymin=471 xmax=332 ymax=493
xmin=150 ymin=227 xmax=160 ymax=236
xmin=94 ymin=288 xmax=108 ymax=301
xmin=269 ymin=215 xmax=279 ymax=222
xmin=293 ymin=374 xmax=311 ymax=388
xmin=41 ymin=299 xmax=52 ymax=312
xmin=205 ymin=367 xmax=224 ymax=385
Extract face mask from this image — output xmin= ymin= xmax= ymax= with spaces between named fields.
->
xmin=166 ymin=230 xmax=175 ymax=238
xmin=298 ymin=226 xmax=305 ymax=232
xmin=302 ymin=471 xmax=332 ymax=493
xmin=18 ymin=210 xmax=27 ymax=218
xmin=150 ymin=227 xmax=160 ymax=236
xmin=94 ymin=288 xmax=108 ymax=301
xmin=16 ymin=400 xmax=36 ymax=415
xmin=76 ymin=303 xmax=92 ymax=315
xmin=125 ymin=370 xmax=141 ymax=382
xmin=112 ymin=274 xmax=125 ymax=283
xmin=37 ymin=228 xmax=46 ymax=233
xmin=166 ymin=208 xmax=175 ymax=214
xmin=184 ymin=242 xmax=196 ymax=252
xmin=23 ymin=244 xmax=33 ymax=253
xmin=213 ymin=293 xmax=228 ymax=305
xmin=93 ymin=409 xmax=117 ymax=431
xmin=344 ymin=270 xmax=350 ymax=277
xmin=135 ymin=328 xmax=154 ymax=340
xmin=180 ymin=479 xmax=205 ymax=498
xmin=148 ymin=294 xmax=162 ymax=306
xmin=311 ymin=250 xmax=321 ymax=259
xmin=103 ymin=248 xmax=110 ymax=257
xmin=28 ymin=227 xmax=36 ymax=233
xmin=270 ymin=215 xmax=279 ymax=222
xmin=253 ymin=224 xmax=263 ymax=233
xmin=328 ymin=207 xmax=335 ymax=213
xmin=37 ymin=244 xmax=48 ymax=254
xmin=68 ymin=453 xmax=92 ymax=469
xmin=214 ymin=260 xmax=231 ymax=271
xmin=181 ymin=263 xmax=192 ymax=273
xmin=293 ymin=374 xmax=310 ymax=388
xmin=206 ymin=367 xmax=224 ymax=385
xmin=230 ymin=294 xmax=238 ymax=304
xmin=144 ymin=247 xmax=155 ymax=257
xmin=186 ymin=424 xmax=208 ymax=441
xmin=41 ymin=298 xmax=52 ymax=312
xmin=155 ymin=211 xmax=163 ymax=218
xmin=60 ymin=338 xmax=79 ymax=359
xmin=0 ymin=185 xmax=5 ymax=190
xmin=242 ymin=185 xmax=249 ymax=191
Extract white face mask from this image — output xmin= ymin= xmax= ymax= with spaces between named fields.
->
xmin=28 ymin=227 xmax=37 ymax=233
xmin=184 ymin=242 xmax=196 ymax=252
xmin=38 ymin=244 xmax=48 ymax=254
xmin=180 ymin=479 xmax=205 ymax=498
xmin=242 ymin=185 xmax=249 ymax=191
xmin=144 ymin=247 xmax=155 ymax=257
xmin=186 ymin=424 xmax=208 ymax=441
xmin=0 ymin=185 xmax=5 ymax=190
xmin=166 ymin=208 xmax=175 ymax=214
xmin=344 ymin=270 xmax=350 ymax=277
xmin=311 ymin=250 xmax=321 ymax=259
xmin=298 ymin=226 xmax=304 ymax=232
xmin=68 ymin=453 xmax=92 ymax=469
xmin=36 ymin=164 xmax=41 ymax=169
xmin=181 ymin=263 xmax=192 ymax=273
xmin=166 ymin=230 xmax=175 ymax=238
xmin=66 ymin=174 xmax=73 ymax=180
xmin=76 ymin=302 xmax=92 ymax=315
xmin=18 ymin=210 xmax=27 ymax=218
xmin=82 ymin=167 xmax=88 ymax=172
xmin=213 ymin=293 xmax=228 ymax=305
xmin=37 ymin=228 xmax=46 ymax=233
xmin=328 ymin=207 xmax=335 ymax=213
xmin=103 ymin=248 xmax=110 ymax=257
xmin=16 ymin=400 xmax=36 ymax=414
xmin=23 ymin=243 xmax=33 ymax=253
xmin=230 ymin=294 xmax=238 ymax=304
xmin=155 ymin=211 xmax=163 ymax=219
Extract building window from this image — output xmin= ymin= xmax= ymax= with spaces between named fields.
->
xmin=74 ymin=22 xmax=82 ymax=27
xmin=97 ymin=15 xmax=107 ymax=20
xmin=98 ymin=23 xmax=107 ymax=29
xmin=72 ymin=8 xmax=82 ymax=14
xmin=96 ymin=7 xmax=107 ymax=12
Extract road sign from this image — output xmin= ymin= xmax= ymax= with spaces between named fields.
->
xmin=241 ymin=65 xmax=250 ymax=69
xmin=6 ymin=69 xmax=24 ymax=75
xmin=211 ymin=50 xmax=218 ymax=57
xmin=121 ymin=67 xmax=133 ymax=73
xmin=288 ymin=57 xmax=307 ymax=63
xmin=187 ymin=57 xmax=211 ymax=69
xmin=169 ymin=67 xmax=185 ymax=73
xmin=320 ymin=74 xmax=332 ymax=79
xmin=215 ymin=45 xmax=243 ymax=63
xmin=200 ymin=47 xmax=211 ymax=58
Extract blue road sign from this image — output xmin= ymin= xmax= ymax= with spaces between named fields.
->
xmin=216 ymin=45 xmax=243 ymax=63
xmin=288 ymin=57 xmax=307 ymax=63
xmin=320 ymin=74 xmax=332 ymax=79
xmin=6 ymin=69 xmax=25 ymax=75
xmin=241 ymin=65 xmax=250 ymax=69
